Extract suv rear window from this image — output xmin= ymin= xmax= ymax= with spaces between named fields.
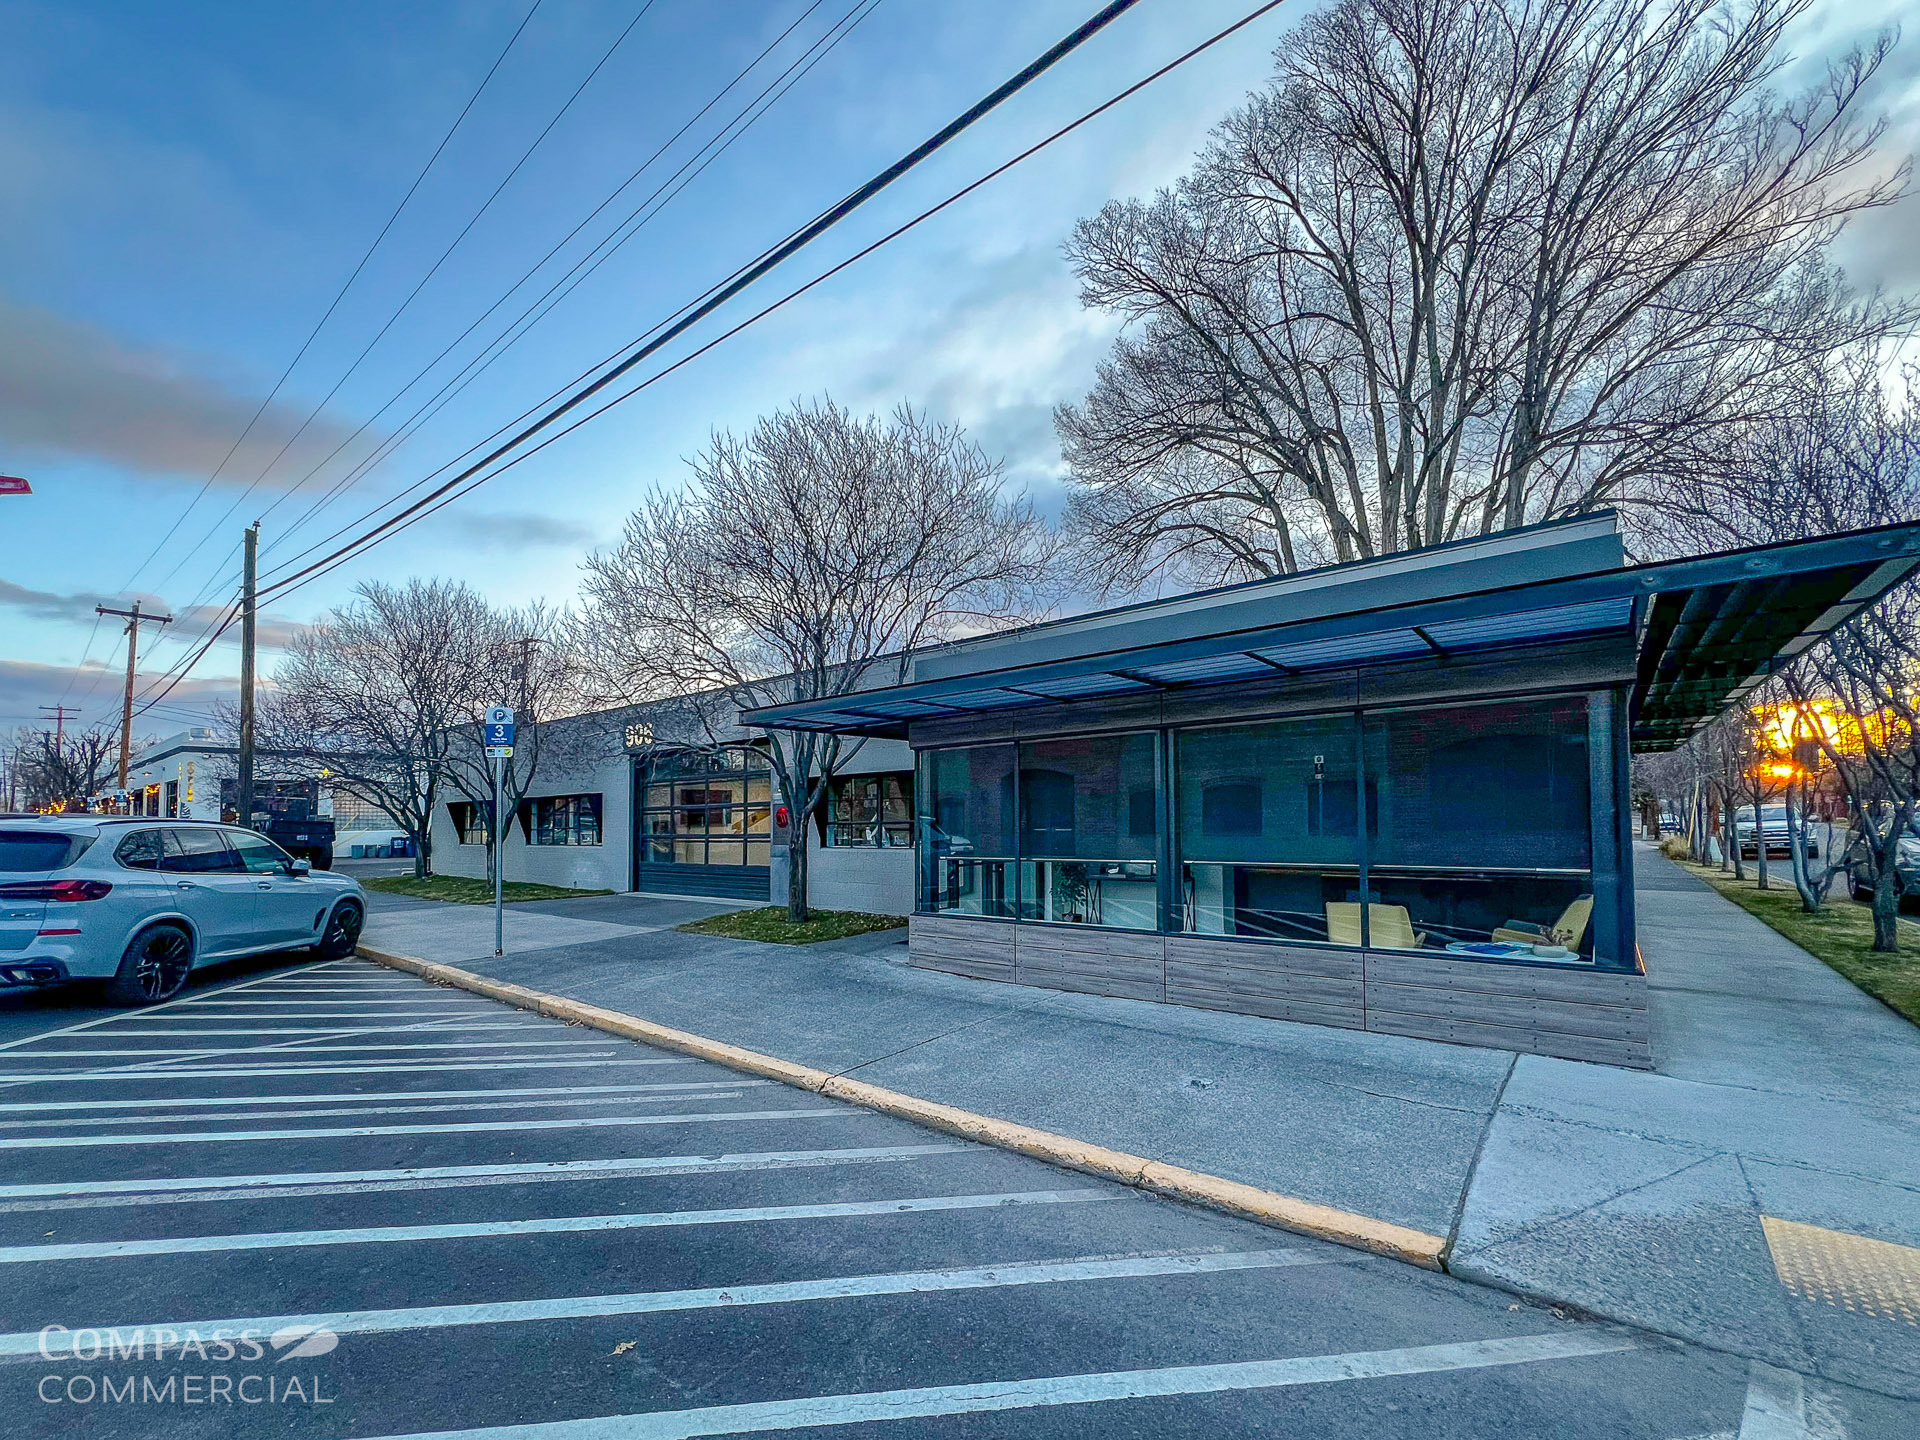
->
xmin=0 ymin=832 xmax=91 ymax=872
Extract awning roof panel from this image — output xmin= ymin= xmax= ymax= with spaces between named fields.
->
xmin=742 ymin=523 xmax=1920 ymax=751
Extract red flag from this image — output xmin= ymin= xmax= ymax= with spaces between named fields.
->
xmin=0 ymin=475 xmax=30 ymax=495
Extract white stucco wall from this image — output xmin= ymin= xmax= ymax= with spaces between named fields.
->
xmin=431 ymin=750 xmax=632 ymax=894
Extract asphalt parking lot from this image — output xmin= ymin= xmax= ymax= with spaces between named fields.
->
xmin=1 ymin=958 xmax=1912 ymax=1439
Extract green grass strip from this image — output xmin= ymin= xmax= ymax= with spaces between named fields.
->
xmin=362 ymin=875 xmax=612 ymax=905
xmin=677 ymin=907 xmax=906 ymax=946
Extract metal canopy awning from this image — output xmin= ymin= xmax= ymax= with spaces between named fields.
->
xmin=742 ymin=523 xmax=1920 ymax=751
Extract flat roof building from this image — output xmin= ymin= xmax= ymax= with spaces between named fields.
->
xmin=745 ymin=513 xmax=1920 ymax=1069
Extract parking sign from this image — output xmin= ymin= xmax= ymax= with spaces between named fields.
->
xmin=483 ymin=705 xmax=515 ymax=748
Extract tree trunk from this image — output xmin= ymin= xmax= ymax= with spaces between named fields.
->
xmin=416 ymin=824 xmax=433 ymax=880
xmin=1872 ymin=863 xmax=1901 ymax=953
xmin=1755 ymin=826 xmax=1770 ymax=890
xmin=786 ymin=827 xmax=810 ymax=925
xmin=1725 ymin=799 xmax=1744 ymax=880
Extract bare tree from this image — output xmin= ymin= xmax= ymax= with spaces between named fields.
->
xmin=576 ymin=399 xmax=1058 ymax=921
xmin=256 ymin=580 xmax=497 ymax=879
xmin=1057 ymin=0 xmax=1908 ymax=591
xmin=10 ymin=724 xmax=118 ymax=812
xmin=440 ymin=604 xmax=591 ymax=889
xmin=1644 ymin=354 xmax=1920 ymax=551
xmin=1786 ymin=590 xmax=1920 ymax=950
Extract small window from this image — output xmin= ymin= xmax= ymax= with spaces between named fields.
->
xmin=449 ymin=803 xmax=486 ymax=845
xmin=230 ymin=831 xmax=293 ymax=874
xmin=826 ymin=775 xmax=913 ymax=847
xmin=162 ymin=828 xmax=241 ymax=874
xmin=114 ymin=830 xmax=167 ymax=871
xmin=521 ymin=794 xmax=602 ymax=846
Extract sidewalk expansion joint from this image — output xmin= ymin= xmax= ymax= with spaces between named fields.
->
xmin=356 ymin=943 xmax=1449 ymax=1272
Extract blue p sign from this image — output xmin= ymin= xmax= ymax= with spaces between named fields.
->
xmin=483 ymin=705 xmax=515 ymax=747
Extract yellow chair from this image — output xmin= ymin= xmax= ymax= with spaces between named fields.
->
xmin=1325 ymin=902 xmax=1425 ymax=949
xmin=1493 ymin=894 xmax=1593 ymax=950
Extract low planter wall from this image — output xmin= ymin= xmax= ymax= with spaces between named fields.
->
xmin=907 ymin=915 xmax=1651 ymax=1068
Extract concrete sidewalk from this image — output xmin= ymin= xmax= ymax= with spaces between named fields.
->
xmin=362 ymin=849 xmax=1920 ymax=1399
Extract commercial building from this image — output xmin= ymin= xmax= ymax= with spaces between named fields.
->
xmin=745 ymin=514 xmax=1920 ymax=1069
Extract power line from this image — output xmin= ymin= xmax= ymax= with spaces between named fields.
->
xmin=273 ymin=0 xmax=1290 ymax=602
xmin=118 ymin=0 xmax=547 ymax=603
xmin=136 ymin=0 xmax=1285 ymax=705
xmin=250 ymin=0 xmax=868 ymax=586
xmin=259 ymin=0 xmax=1150 ymax=600
xmin=150 ymin=0 xmax=666 ymax=602
xmin=147 ymin=2 xmax=858 ymax=687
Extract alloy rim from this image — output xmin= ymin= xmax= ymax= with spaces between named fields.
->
xmin=133 ymin=928 xmax=192 ymax=999
xmin=326 ymin=905 xmax=364 ymax=951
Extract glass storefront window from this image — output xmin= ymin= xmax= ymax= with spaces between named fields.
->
xmin=1014 ymin=732 xmax=1159 ymax=930
xmin=1020 ymin=859 xmax=1157 ymax=929
xmin=920 ymin=746 xmax=1015 ymax=917
xmin=1177 ymin=714 xmax=1360 ymax=943
xmin=1363 ymin=698 xmax=1594 ymax=958
xmin=914 ymin=694 xmax=1603 ymax=962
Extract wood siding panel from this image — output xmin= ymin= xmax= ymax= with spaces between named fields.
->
xmin=1163 ymin=936 xmax=1364 ymax=981
xmin=1365 ymin=981 xmax=1650 ymax=1043
xmin=1015 ymin=928 xmax=1165 ymax=1002
xmin=1363 ymin=1009 xmax=1653 ymax=1068
xmin=1363 ymin=953 xmax=1648 ymax=1008
xmin=907 ymin=915 xmax=1017 ymax=983
xmin=1163 ymin=986 xmax=1365 ymax=1030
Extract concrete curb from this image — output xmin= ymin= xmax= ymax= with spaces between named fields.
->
xmin=357 ymin=942 xmax=1449 ymax=1271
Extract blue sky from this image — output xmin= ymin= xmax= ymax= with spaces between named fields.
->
xmin=1 ymin=0 xmax=1914 ymax=742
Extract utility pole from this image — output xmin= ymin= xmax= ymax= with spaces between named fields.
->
xmin=238 ymin=523 xmax=259 ymax=828
xmin=37 ymin=704 xmax=78 ymax=751
xmin=36 ymin=704 xmax=79 ymax=813
xmin=95 ymin=601 xmax=172 ymax=794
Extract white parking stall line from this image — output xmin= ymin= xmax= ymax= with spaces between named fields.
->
xmin=9 ymin=1044 xmax=614 ymax=1067
xmin=0 ymin=1189 xmax=1125 ymax=1263
xmin=0 ymin=1082 xmax=722 ymax=1113
xmin=0 ymin=1058 xmax=689 ymax=1083
xmin=7 ymin=1249 xmax=1327 ymax=1356
xmin=0 ymin=1105 xmax=852 ymax=1149
xmin=59 ymin=1024 xmax=567 ymax=1035
xmin=0 ymin=1143 xmax=969 ymax=1200
xmin=0 ymin=961 xmax=333 ymax=1053
xmin=0 ymin=1089 xmax=755 ymax=1130
xmin=89 ymin=1012 xmax=513 ymax=1022
xmin=0 ymin=1006 xmax=560 ymax=1091
xmin=164 ymin=1001 xmax=502 ymax=1009
xmin=349 ymin=1332 xmax=1652 ymax=1440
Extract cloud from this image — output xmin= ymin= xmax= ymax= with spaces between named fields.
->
xmin=430 ymin=510 xmax=600 ymax=551
xmin=797 ymin=244 xmax=1122 ymax=516
xmin=0 ymin=578 xmax=124 ymax=626
xmin=0 ymin=579 xmax=305 ymax=651
xmin=0 ymin=656 xmax=232 ymax=734
xmin=0 ymin=292 xmax=374 ymax=485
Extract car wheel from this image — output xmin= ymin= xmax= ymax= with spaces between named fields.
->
xmin=313 ymin=848 xmax=334 ymax=871
xmin=317 ymin=901 xmax=364 ymax=959
xmin=104 ymin=923 xmax=195 ymax=1006
xmin=1853 ymin=883 xmax=1874 ymax=903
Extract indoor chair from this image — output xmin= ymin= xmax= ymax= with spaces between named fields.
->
xmin=1492 ymin=894 xmax=1593 ymax=950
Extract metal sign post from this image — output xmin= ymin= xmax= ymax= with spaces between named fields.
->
xmin=484 ymin=707 xmax=515 ymax=957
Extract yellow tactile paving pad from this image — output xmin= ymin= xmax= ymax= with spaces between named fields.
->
xmin=1762 ymin=1216 xmax=1920 ymax=1324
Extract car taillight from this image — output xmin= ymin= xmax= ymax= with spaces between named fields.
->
xmin=0 ymin=879 xmax=113 ymax=902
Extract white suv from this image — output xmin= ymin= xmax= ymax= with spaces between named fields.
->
xmin=0 ymin=816 xmax=366 ymax=1005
